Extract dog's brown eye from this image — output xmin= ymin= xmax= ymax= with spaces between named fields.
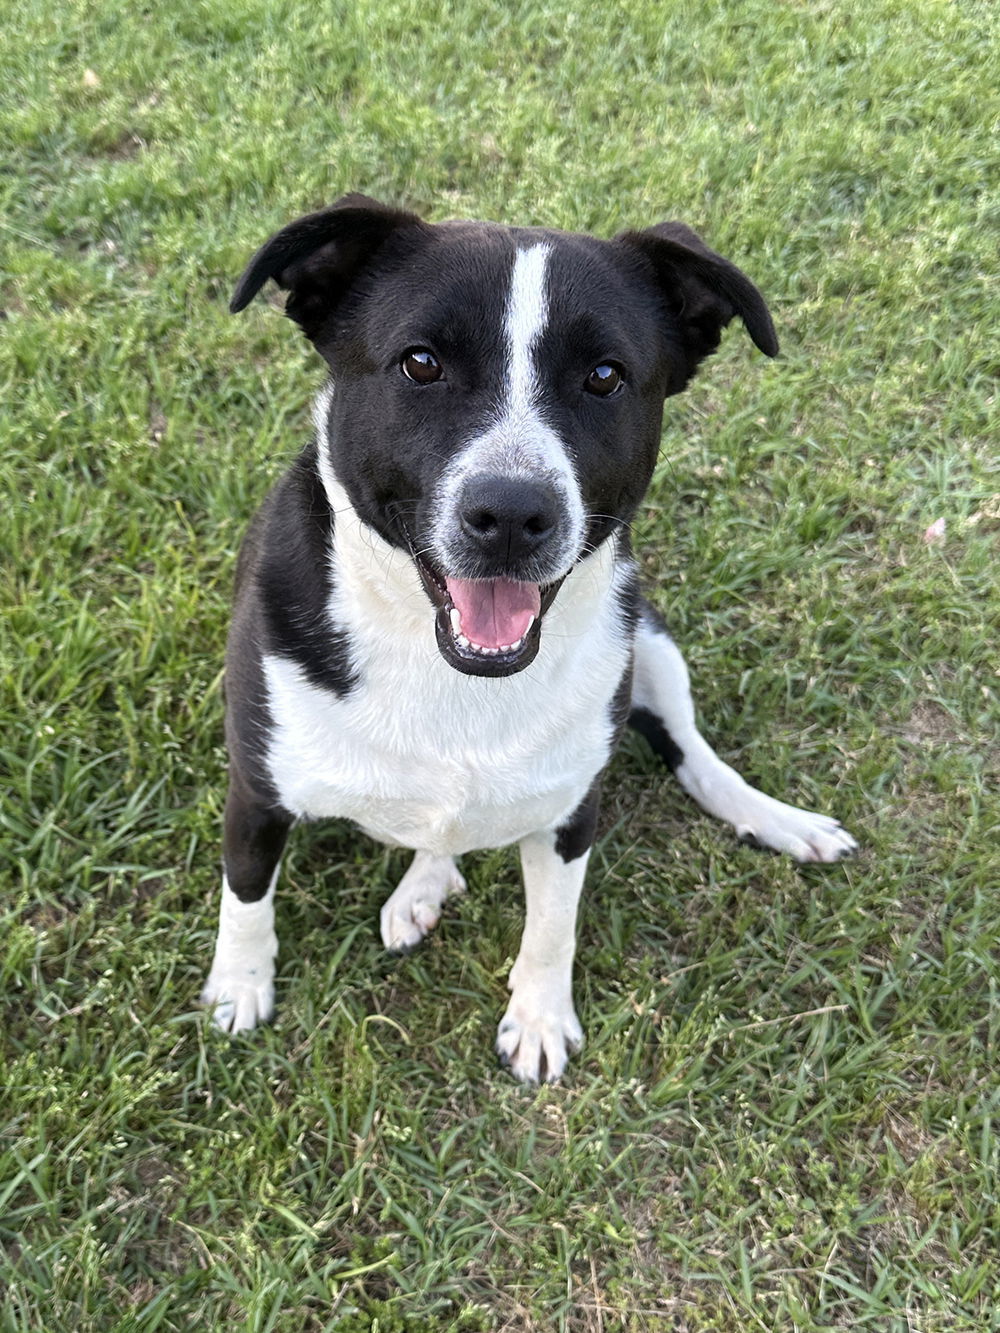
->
xmin=585 ymin=362 xmax=624 ymax=396
xmin=401 ymin=348 xmax=443 ymax=384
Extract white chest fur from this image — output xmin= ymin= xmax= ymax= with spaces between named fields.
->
xmin=262 ymin=539 xmax=632 ymax=856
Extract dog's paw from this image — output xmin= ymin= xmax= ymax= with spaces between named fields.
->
xmin=734 ymin=792 xmax=857 ymax=863
xmin=496 ymin=995 xmax=583 ymax=1084
xmin=380 ymin=856 xmax=466 ymax=953
xmin=201 ymin=962 xmax=275 ymax=1034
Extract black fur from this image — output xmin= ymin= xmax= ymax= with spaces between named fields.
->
xmin=223 ymin=770 xmax=293 ymax=902
xmin=555 ymin=559 xmax=639 ymax=867
xmin=628 ymin=706 xmax=685 ymax=772
xmin=230 ymin=194 xmax=426 ymax=340
xmin=615 ymin=221 xmax=778 ymax=393
xmin=245 ymin=443 xmax=356 ymax=698
xmin=554 ymin=780 xmax=602 ymax=864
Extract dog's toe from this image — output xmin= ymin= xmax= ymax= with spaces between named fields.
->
xmin=496 ymin=1003 xmax=583 ymax=1084
xmin=793 ymin=819 xmax=858 ymax=864
xmin=381 ymin=910 xmax=432 ymax=954
xmin=202 ymin=971 xmax=275 ymax=1034
xmin=733 ymin=793 xmax=857 ymax=864
xmin=380 ymin=857 xmax=466 ymax=953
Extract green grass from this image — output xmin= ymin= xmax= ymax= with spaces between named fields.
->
xmin=2 ymin=0 xmax=999 ymax=1328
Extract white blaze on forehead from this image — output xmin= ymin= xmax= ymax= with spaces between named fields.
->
xmin=506 ymin=242 xmax=551 ymax=408
xmin=486 ymin=240 xmax=583 ymax=536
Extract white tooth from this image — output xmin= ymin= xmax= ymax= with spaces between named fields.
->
xmin=450 ymin=608 xmax=462 ymax=635
xmin=457 ymin=634 xmax=471 ymax=649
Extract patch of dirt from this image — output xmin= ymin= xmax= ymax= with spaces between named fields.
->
xmin=898 ymin=699 xmax=965 ymax=747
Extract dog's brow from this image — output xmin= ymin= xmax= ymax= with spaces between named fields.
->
xmin=505 ymin=243 xmax=551 ymax=409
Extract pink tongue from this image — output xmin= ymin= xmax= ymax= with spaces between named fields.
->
xmin=445 ymin=577 xmax=541 ymax=649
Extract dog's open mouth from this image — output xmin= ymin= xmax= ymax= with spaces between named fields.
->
xmin=415 ymin=558 xmax=563 ymax=677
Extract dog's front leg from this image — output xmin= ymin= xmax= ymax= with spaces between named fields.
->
xmin=497 ymin=820 xmax=594 ymax=1084
xmin=202 ymin=772 xmax=292 ymax=1033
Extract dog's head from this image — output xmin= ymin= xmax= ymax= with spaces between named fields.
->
xmin=231 ymin=195 xmax=777 ymax=677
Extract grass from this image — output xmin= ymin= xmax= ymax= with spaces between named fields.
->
xmin=2 ymin=0 xmax=999 ymax=1328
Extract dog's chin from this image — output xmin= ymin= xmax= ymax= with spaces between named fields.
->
xmin=415 ymin=556 xmax=565 ymax=678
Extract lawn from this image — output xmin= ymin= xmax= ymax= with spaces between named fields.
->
xmin=2 ymin=0 xmax=999 ymax=1329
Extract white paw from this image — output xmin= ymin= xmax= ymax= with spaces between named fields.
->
xmin=201 ymin=953 xmax=276 ymax=1034
xmin=203 ymin=877 xmax=278 ymax=1033
xmin=734 ymin=792 xmax=858 ymax=863
xmin=496 ymin=991 xmax=583 ymax=1084
xmin=380 ymin=855 xmax=466 ymax=953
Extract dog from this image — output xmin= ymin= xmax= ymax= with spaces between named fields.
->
xmin=202 ymin=194 xmax=856 ymax=1082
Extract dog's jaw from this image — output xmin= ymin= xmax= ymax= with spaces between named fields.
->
xmin=414 ymin=555 xmax=567 ymax=677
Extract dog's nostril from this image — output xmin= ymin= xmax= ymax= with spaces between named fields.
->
xmin=524 ymin=513 xmax=554 ymax=538
xmin=464 ymin=506 xmax=500 ymax=536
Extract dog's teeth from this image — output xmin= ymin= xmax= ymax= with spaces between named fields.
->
xmin=453 ymin=620 xmax=530 ymax=656
xmin=454 ymin=630 xmax=518 ymax=657
xmin=486 ymin=635 xmax=525 ymax=654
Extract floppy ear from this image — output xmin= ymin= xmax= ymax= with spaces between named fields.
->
xmin=230 ymin=193 xmax=426 ymax=339
xmin=616 ymin=221 xmax=778 ymax=392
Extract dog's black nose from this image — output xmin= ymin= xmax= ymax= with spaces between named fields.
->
xmin=458 ymin=475 xmax=560 ymax=562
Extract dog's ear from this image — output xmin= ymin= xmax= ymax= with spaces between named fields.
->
xmin=616 ymin=221 xmax=778 ymax=392
xmin=230 ymin=193 xmax=426 ymax=339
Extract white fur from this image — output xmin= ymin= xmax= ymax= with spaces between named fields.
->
xmin=266 ymin=353 xmax=628 ymax=1083
xmin=430 ymin=243 xmax=585 ymax=576
xmin=380 ymin=852 xmax=466 ymax=952
xmin=632 ymin=621 xmax=857 ymax=862
xmin=496 ymin=832 xmax=588 ymax=1082
xmin=506 ymin=242 xmax=550 ymax=405
xmin=202 ymin=873 xmax=279 ymax=1032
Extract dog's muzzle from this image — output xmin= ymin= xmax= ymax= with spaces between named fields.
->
xmin=418 ymin=474 xmax=574 ymax=677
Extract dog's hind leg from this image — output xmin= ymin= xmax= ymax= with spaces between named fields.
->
xmin=630 ymin=602 xmax=856 ymax=863
xmin=202 ymin=771 xmax=292 ymax=1033
xmin=380 ymin=852 xmax=467 ymax=953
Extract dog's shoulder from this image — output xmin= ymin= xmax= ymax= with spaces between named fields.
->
xmin=230 ymin=441 xmax=356 ymax=699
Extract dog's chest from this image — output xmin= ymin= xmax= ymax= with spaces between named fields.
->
xmin=262 ymin=614 xmax=627 ymax=856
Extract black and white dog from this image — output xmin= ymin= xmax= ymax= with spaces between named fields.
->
xmin=203 ymin=194 xmax=856 ymax=1082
